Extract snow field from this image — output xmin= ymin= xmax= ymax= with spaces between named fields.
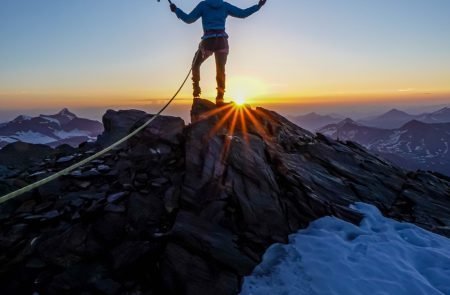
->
xmin=241 ymin=203 xmax=450 ymax=295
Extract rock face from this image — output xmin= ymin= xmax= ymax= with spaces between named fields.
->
xmin=97 ymin=109 xmax=185 ymax=147
xmin=0 ymin=142 xmax=54 ymax=167
xmin=1 ymin=98 xmax=450 ymax=295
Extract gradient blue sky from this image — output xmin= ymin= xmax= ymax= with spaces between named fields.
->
xmin=1 ymin=0 xmax=449 ymax=120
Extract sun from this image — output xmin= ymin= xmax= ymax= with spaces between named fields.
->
xmin=226 ymin=76 xmax=268 ymax=105
xmin=235 ymin=96 xmax=246 ymax=106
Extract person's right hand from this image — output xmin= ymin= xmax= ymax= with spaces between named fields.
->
xmin=258 ymin=0 xmax=266 ymax=7
xmin=170 ymin=3 xmax=177 ymax=12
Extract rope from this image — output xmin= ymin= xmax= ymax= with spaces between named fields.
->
xmin=0 ymin=61 xmax=195 ymax=205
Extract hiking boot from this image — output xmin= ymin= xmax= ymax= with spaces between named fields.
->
xmin=216 ymin=99 xmax=226 ymax=107
xmin=216 ymin=99 xmax=234 ymax=108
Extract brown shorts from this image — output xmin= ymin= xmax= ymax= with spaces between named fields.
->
xmin=199 ymin=37 xmax=229 ymax=58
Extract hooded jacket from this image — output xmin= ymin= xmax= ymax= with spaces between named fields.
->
xmin=175 ymin=0 xmax=260 ymax=38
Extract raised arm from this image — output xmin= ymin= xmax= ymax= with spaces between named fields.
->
xmin=174 ymin=3 xmax=203 ymax=24
xmin=225 ymin=2 xmax=261 ymax=19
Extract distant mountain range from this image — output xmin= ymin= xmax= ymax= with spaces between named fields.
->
xmin=292 ymin=107 xmax=450 ymax=132
xmin=319 ymin=118 xmax=450 ymax=176
xmin=290 ymin=112 xmax=343 ymax=131
xmin=0 ymin=109 xmax=103 ymax=149
xmin=358 ymin=107 xmax=450 ymax=129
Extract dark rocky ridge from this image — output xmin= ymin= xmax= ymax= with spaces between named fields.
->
xmin=0 ymin=98 xmax=449 ymax=295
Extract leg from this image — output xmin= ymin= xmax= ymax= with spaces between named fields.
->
xmin=192 ymin=44 xmax=211 ymax=98
xmin=215 ymin=51 xmax=228 ymax=103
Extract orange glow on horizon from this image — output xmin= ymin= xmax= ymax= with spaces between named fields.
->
xmin=0 ymin=88 xmax=449 ymax=111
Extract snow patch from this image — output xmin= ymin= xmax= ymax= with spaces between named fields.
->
xmin=10 ymin=131 xmax=56 ymax=144
xmin=39 ymin=116 xmax=61 ymax=126
xmin=13 ymin=115 xmax=32 ymax=122
xmin=0 ymin=136 xmax=16 ymax=143
xmin=54 ymin=129 xmax=90 ymax=139
xmin=241 ymin=203 xmax=450 ymax=295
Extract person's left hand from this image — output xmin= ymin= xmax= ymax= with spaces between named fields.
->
xmin=170 ymin=3 xmax=177 ymax=12
xmin=258 ymin=0 xmax=266 ymax=7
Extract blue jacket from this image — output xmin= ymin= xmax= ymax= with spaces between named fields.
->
xmin=175 ymin=0 xmax=260 ymax=38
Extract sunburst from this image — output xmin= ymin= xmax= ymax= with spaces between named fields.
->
xmin=235 ymin=96 xmax=246 ymax=106
xmin=204 ymin=102 xmax=272 ymax=165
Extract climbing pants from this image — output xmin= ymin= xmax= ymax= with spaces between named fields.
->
xmin=192 ymin=37 xmax=229 ymax=99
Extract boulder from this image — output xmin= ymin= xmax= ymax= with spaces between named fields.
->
xmin=97 ymin=109 xmax=185 ymax=146
xmin=0 ymin=142 xmax=53 ymax=168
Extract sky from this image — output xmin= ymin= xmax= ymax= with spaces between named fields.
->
xmin=1 ymin=0 xmax=450 ymax=121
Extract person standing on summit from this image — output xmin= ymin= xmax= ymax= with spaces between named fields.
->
xmin=169 ymin=0 xmax=267 ymax=106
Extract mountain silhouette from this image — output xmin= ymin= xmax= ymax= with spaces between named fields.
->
xmin=0 ymin=109 xmax=103 ymax=149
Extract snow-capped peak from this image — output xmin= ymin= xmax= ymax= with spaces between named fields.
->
xmin=12 ymin=115 xmax=32 ymax=122
xmin=57 ymin=108 xmax=77 ymax=120
xmin=0 ymin=109 xmax=103 ymax=149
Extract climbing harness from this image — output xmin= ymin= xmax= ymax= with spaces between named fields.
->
xmin=0 ymin=51 xmax=200 ymax=205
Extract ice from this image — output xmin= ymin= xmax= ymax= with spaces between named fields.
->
xmin=241 ymin=203 xmax=450 ymax=295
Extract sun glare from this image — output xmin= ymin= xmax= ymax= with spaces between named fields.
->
xmin=226 ymin=76 xmax=268 ymax=104
xmin=235 ymin=97 xmax=246 ymax=105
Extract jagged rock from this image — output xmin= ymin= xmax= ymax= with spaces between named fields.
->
xmin=98 ymin=109 xmax=185 ymax=146
xmin=56 ymin=155 xmax=75 ymax=164
xmin=76 ymin=180 xmax=91 ymax=189
xmin=97 ymin=110 xmax=148 ymax=146
xmin=162 ymin=243 xmax=239 ymax=295
xmin=170 ymin=211 xmax=256 ymax=275
xmin=98 ymin=164 xmax=111 ymax=173
xmin=0 ymin=142 xmax=53 ymax=168
xmin=93 ymin=278 xmax=121 ymax=295
xmin=0 ymin=223 xmax=28 ymax=248
xmin=107 ymin=192 xmax=127 ymax=203
xmin=34 ymin=202 xmax=53 ymax=213
xmin=80 ymin=193 xmax=105 ymax=200
xmin=46 ymin=264 xmax=107 ymax=294
xmin=1 ymin=98 xmax=450 ymax=295
xmin=15 ymin=200 xmax=36 ymax=213
xmin=151 ymin=177 xmax=169 ymax=187
xmin=111 ymin=241 xmax=156 ymax=273
xmin=135 ymin=173 xmax=148 ymax=182
xmin=92 ymin=213 xmax=126 ymax=244
xmin=41 ymin=210 xmax=61 ymax=220
xmin=163 ymin=186 xmax=180 ymax=213
xmin=127 ymin=193 xmax=164 ymax=231
xmin=104 ymin=204 xmax=126 ymax=213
